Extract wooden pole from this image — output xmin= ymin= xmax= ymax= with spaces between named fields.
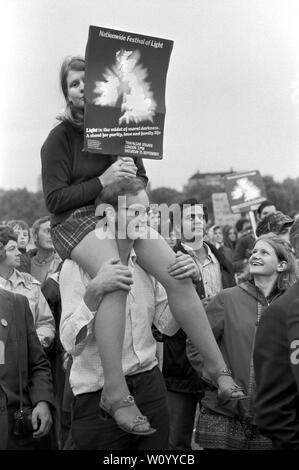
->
xmin=249 ymin=210 xmax=257 ymax=239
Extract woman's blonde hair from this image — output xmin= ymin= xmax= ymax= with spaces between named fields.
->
xmin=57 ymin=56 xmax=85 ymax=128
xmin=252 ymin=234 xmax=299 ymax=292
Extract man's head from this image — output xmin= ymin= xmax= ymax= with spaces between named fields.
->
xmin=0 ymin=226 xmax=20 ymax=269
xmin=178 ymin=198 xmax=208 ymax=244
xmin=257 ymin=200 xmax=276 ymax=220
xmin=32 ymin=216 xmax=54 ymax=251
xmin=256 ymin=211 xmax=294 ymax=242
xmin=235 ymin=218 xmax=252 ymax=236
xmin=96 ymin=179 xmax=149 ymax=240
xmin=212 ymin=225 xmax=223 ymax=245
xmin=7 ymin=219 xmax=30 ymax=250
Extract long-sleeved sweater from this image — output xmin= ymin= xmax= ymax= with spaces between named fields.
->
xmin=41 ymin=120 xmax=148 ymax=226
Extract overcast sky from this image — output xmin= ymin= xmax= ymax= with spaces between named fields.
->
xmin=1 ymin=0 xmax=299 ymax=192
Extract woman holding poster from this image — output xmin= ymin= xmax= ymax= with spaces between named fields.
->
xmin=41 ymin=56 xmax=245 ymax=438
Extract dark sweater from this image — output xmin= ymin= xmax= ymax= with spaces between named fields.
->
xmin=254 ymin=281 xmax=299 ymax=450
xmin=41 ymin=121 xmax=148 ymax=226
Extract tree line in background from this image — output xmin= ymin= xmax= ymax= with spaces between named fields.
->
xmin=0 ymin=175 xmax=299 ymax=226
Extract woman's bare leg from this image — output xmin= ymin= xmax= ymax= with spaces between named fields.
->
xmin=71 ymin=229 xmax=151 ymax=432
xmin=135 ymin=228 xmax=243 ymax=394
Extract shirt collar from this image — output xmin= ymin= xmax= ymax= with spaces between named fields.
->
xmin=203 ymin=242 xmax=214 ymax=260
xmin=0 ymin=269 xmax=30 ymax=289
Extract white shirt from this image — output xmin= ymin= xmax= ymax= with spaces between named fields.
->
xmin=59 ymin=249 xmax=179 ymax=396
xmin=0 ymin=269 xmax=55 ymax=348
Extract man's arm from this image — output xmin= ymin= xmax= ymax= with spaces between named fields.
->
xmin=16 ymin=294 xmax=55 ymax=438
xmin=34 ymin=287 xmax=56 ymax=349
xmin=59 ymin=259 xmax=133 ymax=355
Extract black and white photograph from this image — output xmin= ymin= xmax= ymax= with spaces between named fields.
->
xmin=1 ymin=0 xmax=299 ymax=461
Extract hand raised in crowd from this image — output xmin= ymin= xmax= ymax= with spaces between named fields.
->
xmin=32 ymin=401 xmax=53 ymax=439
xmin=167 ymin=251 xmax=200 ymax=282
xmin=99 ymin=157 xmax=137 ymax=187
xmin=84 ymin=258 xmax=133 ymax=311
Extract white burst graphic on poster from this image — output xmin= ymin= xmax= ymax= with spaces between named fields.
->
xmin=231 ymin=178 xmax=261 ymax=202
xmin=93 ymin=49 xmax=157 ymax=125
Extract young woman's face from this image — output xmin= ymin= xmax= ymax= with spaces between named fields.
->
xmin=67 ymin=70 xmax=85 ymax=109
xmin=228 ymin=229 xmax=237 ymax=242
xmin=249 ymin=239 xmax=282 ymax=277
xmin=13 ymin=225 xmax=29 ymax=249
xmin=213 ymin=228 xmax=223 ymax=244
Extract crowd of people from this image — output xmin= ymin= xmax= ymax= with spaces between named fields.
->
xmin=1 ymin=55 xmax=299 ymax=451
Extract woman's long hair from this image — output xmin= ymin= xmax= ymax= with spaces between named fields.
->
xmin=249 ymin=234 xmax=299 ymax=293
xmin=223 ymin=225 xmax=237 ymax=250
xmin=57 ymin=56 xmax=85 ymax=129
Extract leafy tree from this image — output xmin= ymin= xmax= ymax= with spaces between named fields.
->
xmin=149 ymin=187 xmax=183 ymax=205
xmin=0 ymin=189 xmax=48 ymax=226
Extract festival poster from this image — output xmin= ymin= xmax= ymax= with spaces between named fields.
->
xmin=84 ymin=25 xmax=174 ymax=159
xmin=224 ymin=170 xmax=267 ymax=213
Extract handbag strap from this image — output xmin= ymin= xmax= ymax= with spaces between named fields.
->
xmin=12 ymin=294 xmax=24 ymax=412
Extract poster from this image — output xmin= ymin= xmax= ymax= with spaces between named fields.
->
xmin=211 ymin=193 xmax=240 ymax=226
xmin=84 ymin=25 xmax=174 ymax=159
xmin=224 ymin=170 xmax=267 ymax=213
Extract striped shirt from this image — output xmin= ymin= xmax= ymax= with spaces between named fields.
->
xmin=183 ymin=242 xmax=223 ymax=298
xmin=59 ymin=249 xmax=179 ymax=396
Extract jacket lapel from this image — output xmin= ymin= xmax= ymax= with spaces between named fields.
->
xmin=0 ymin=290 xmax=13 ymax=365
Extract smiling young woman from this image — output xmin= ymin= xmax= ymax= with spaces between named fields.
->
xmin=187 ymin=234 xmax=299 ymax=450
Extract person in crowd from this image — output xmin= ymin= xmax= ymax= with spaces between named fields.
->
xmin=0 ymin=271 xmax=54 ymax=449
xmin=163 ymin=200 xmax=236 ymax=450
xmin=290 ymin=218 xmax=299 ymax=261
xmin=256 ymin=211 xmax=294 ymax=243
xmin=41 ymin=56 xmax=245 ymax=435
xmin=41 ymin=264 xmax=72 ymax=449
xmin=256 ymin=200 xmax=276 ymax=221
xmin=187 ymin=235 xmax=298 ymax=450
xmin=253 ymin=279 xmax=299 ymax=450
xmin=232 ymin=218 xmax=255 ymax=275
xmin=30 ymin=216 xmax=61 ymax=284
xmin=59 ymin=179 xmax=182 ymax=449
xmin=209 ymin=224 xmax=233 ymax=265
xmin=0 ymin=226 xmax=55 ymax=350
xmin=7 ymin=219 xmax=31 ymax=273
xmin=223 ymin=225 xmax=238 ymax=252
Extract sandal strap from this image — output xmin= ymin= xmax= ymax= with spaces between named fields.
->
xmin=214 ymin=367 xmax=232 ymax=380
xmin=131 ymin=415 xmax=149 ymax=432
xmin=108 ymin=395 xmax=136 ymax=415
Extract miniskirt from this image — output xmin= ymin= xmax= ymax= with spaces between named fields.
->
xmin=51 ymin=205 xmax=99 ymax=260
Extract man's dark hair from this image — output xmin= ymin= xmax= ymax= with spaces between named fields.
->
xmin=96 ymin=178 xmax=147 ymax=209
xmin=179 ymin=198 xmax=208 ymax=223
xmin=235 ymin=218 xmax=250 ymax=233
xmin=257 ymin=200 xmax=275 ymax=217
